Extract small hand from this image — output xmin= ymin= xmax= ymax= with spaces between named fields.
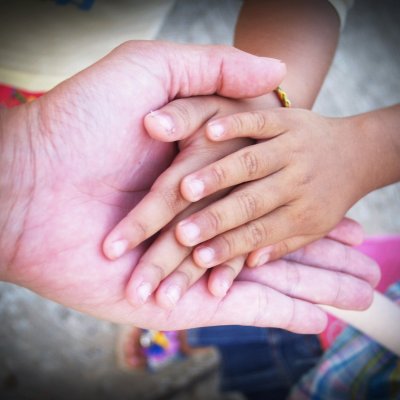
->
xmin=173 ymin=108 xmax=365 ymax=267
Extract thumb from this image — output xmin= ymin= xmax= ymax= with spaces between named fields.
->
xmin=154 ymin=42 xmax=286 ymax=99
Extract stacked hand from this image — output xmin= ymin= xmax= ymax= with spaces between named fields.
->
xmin=0 ymin=41 xmax=379 ymax=334
xmin=105 ymin=94 xmax=372 ymax=308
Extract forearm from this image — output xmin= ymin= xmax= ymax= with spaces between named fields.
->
xmin=344 ymin=104 xmax=400 ymax=196
xmin=235 ymin=0 xmax=340 ymax=108
xmin=0 ymin=105 xmax=37 ymax=281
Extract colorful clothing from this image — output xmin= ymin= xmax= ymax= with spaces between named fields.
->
xmin=289 ymin=281 xmax=400 ymax=400
xmin=0 ymin=84 xmax=42 ymax=109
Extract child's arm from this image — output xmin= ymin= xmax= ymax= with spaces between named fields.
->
xmin=234 ymin=0 xmax=341 ymax=108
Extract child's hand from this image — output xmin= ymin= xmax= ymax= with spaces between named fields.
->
xmin=174 ymin=108 xmax=366 ymax=267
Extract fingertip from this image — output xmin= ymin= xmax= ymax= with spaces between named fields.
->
xmin=208 ymin=277 xmax=230 ymax=297
xmin=103 ymin=238 xmax=129 ymax=260
xmin=329 ymin=218 xmax=365 ymax=246
xmin=176 ymin=220 xmax=201 ymax=246
xmin=193 ymin=246 xmax=216 ymax=268
xmin=206 ymin=122 xmax=226 ymax=140
xmin=125 ymin=280 xmax=153 ymax=307
xmin=144 ymin=111 xmax=177 ymax=141
xmin=180 ymin=175 xmax=205 ymax=202
xmin=314 ymin=311 xmax=328 ymax=334
xmin=155 ymin=283 xmax=183 ymax=310
xmin=246 ymin=246 xmax=273 ymax=268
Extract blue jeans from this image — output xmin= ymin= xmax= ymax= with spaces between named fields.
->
xmin=188 ymin=326 xmax=322 ymax=400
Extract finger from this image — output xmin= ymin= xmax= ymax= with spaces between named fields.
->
xmin=246 ymin=218 xmax=364 ymax=267
xmin=282 ymin=238 xmax=381 ymax=287
xmin=205 ymin=108 xmax=292 ymax=141
xmin=125 ymin=229 xmax=191 ymax=306
xmin=238 ymin=259 xmax=375 ymax=311
xmin=180 ymin=139 xmax=287 ymax=202
xmin=144 ymin=96 xmax=220 ymax=141
xmin=207 ymin=255 xmax=246 ymax=298
xmin=246 ymin=234 xmax=321 ymax=267
xmin=159 ymin=43 xmax=286 ymax=99
xmin=176 ymin=171 xmax=291 ymax=247
xmin=326 ymin=217 xmax=364 ymax=246
xmin=249 ymin=236 xmax=380 ymax=288
xmin=192 ymin=206 xmax=296 ymax=268
xmin=155 ymin=255 xmax=207 ymax=310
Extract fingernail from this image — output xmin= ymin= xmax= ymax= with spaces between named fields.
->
xmin=109 ymin=239 xmax=129 ymax=259
xmin=137 ymin=282 xmax=152 ymax=303
xmin=218 ymin=280 xmax=230 ymax=297
xmin=178 ymin=221 xmax=200 ymax=245
xmin=165 ymin=284 xmax=182 ymax=306
xmin=149 ymin=111 xmax=175 ymax=135
xmin=186 ymin=178 xmax=204 ymax=200
xmin=254 ymin=246 xmax=273 ymax=267
xmin=208 ymin=123 xmax=224 ymax=139
xmin=197 ymin=246 xmax=215 ymax=265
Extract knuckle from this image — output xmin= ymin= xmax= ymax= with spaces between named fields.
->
xmin=230 ymin=113 xmax=246 ymax=133
xmin=289 ymin=206 xmax=311 ymax=231
xmin=174 ymin=269 xmax=193 ymax=288
xmin=203 ymin=208 xmax=225 ymax=233
xmin=240 ymin=150 xmax=260 ymax=178
xmin=236 ymin=191 xmax=261 ymax=220
xmin=276 ymin=240 xmax=291 ymax=259
xmin=245 ymin=220 xmax=267 ymax=249
xmin=158 ymin=185 xmax=186 ymax=215
xmin=217 ymin=234 xmax=236 ymax=259
xmin=298 ymin=167 xmax=314 ymax=186
xmin=248 ymin=111 xmax=267 ymax=133
xmin=132 ymin=220 xmax=148 ymax=239
xmin=169 ymin=100 xmax=193 ymax=131
xmin=210 ymin=163 xmax=228 ymax=186
xmin=138 ymin=261 xmax=166 ymax=281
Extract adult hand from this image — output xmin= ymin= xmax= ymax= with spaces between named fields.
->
xmin=0 ymin=41 xmax=378 ymax=333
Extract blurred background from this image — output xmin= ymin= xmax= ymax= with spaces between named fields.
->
xmin=0 ymin=0 xmax=399 ymax=399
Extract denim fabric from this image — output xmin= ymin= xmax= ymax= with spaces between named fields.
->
xmin=188 ymin=327 xmax=322 ymax=400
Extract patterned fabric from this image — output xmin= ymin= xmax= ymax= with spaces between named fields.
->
xmin=0 ymin=83 xmax=42 ymax=109
xmin=289 ymin=281 xmax=400 ymax=400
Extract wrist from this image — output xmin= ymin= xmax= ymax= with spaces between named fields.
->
xmin=0 ymin=103 xmax=39 ymax=282
xmin=342 ymin=106 xmax=400 ymax=198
